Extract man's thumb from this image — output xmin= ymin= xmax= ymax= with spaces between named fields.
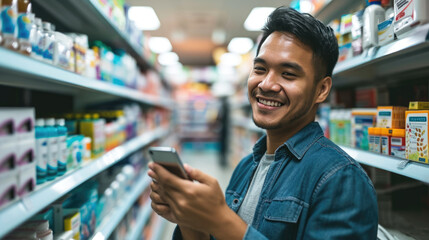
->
xmin=184 ymin=164 xmax=211 ymax=184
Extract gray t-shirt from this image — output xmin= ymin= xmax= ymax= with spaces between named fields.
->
xmin=237 ymin=153 xmax=275 ymax=225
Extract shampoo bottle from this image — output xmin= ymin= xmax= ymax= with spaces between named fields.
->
xmin=35 ymin=119 xmax=47 ymax=184
xmin=45 ymin=118 xmax=58 ymax=181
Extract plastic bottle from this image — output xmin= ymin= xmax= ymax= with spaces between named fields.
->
xmin=373 ymin=127 xmax=382 ymax=153
xmin=30 ymin=16 xmax=42 ymax=60
xmin=363 ymin=0 xmax=385 ymax=49
xmin=1 ymin=0 xmax=19 ymax=50
xmin=45 ymin=118 xmax=58 ymax=181
xmin=56 ymin=119 xmax=67 ymax=176
xmin=35 ymin=119 xmax=48 ymax=184
xmin=381 ymin=128 xmax=392 ymax=155
xmin=17 ymin=0 xmax=31 ymax=55
xmin=391 ymin=129 xmax=405 ymax=158
xmin=41 ymin=21 xmax=54 ymax=63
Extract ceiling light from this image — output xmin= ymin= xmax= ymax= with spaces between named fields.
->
xmin=299 ymin=0 xmax=315 ymax=13
xmin=227 ymin=37 xmax=254 ymax=54
xmin=149 ymin=37 xmax=172 ymax=54
xmin=158 ymin=52 xmax=179 ymax=66
xmin=244 ymin=7 xmax=275 ymax=31
xmin=219 ymin=52 xmax=242 ymax=66
xmin=128 ymin=7 xmax=160 ymax=30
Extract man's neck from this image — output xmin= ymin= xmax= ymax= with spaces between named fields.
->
xmin=265 ymin=119 xmax=314 ymax=154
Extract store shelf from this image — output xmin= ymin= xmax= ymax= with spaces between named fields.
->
xmin=0 ymin=48 xmax=172 ymax=109
xmin=314 ymin=0 xmax=362 ymax=24
xmin=32 ymin=0 xmax=153 ymax=71
xmin=0 ymin=127 xmax=169 ymax=238
xmin=151 ymin=216 xmax=168 ymax=240
xmin=340 ymin=146 xmax=429 ymax=184
xmin=333 ymin=24 xmax=429 ymax=87
xmin=92 ymin=173 xmax=151 ymax=240
xmin=232 ymin=117 xmax=265 ymax=134
xmin=125 ymin=200 xmax=153 ymax=240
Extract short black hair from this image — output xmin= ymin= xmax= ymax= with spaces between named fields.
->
xmin=256 ymin=7 xmax=339 ymax=80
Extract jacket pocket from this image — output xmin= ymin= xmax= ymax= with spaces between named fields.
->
xmin=264 ymin=198 xmax=304 ymax=223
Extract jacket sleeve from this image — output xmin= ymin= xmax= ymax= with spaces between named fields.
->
xmin=302 ymin=164 xmax=378 ymax=240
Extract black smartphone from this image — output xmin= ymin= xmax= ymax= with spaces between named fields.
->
xmin=148 ymin=147 xmax=190 ymax=180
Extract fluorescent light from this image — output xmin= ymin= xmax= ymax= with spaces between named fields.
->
xmin=158 ymin=52 xmax=179 ymax=66
xmin=299 ymin=0 xmax=315 ymax=13
xmin=227 ymin=37 xmax=254 ymax=54
xmin=149 ymin=37 xmax=172 ymax=54
xmin=219 ymin=52 xmax=242 ymax=66
xmin=128 ymin=7 xmax=160 ymax=30
xmin=244 ymin=7 xmax=275 ymax=31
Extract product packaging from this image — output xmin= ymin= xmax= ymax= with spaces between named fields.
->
xmin=391 ymin=128 xmax=406 ymax=158
xmin=378 ymin=16 xmax=395 ymax=45
xmin=405 ymin=110 xmax=429 ymax=163
xmin=368 ymin=127 xmax=375 ymax=152
xmin=79 ymin=114 xmax=105 ymax=159
xmin=0 ymin=143 xmax=16 ymax=173
xmin=373 ymin=127 xmax=382 ymax=153
xmin=17 ymin=0 xmax=32 ymax=55
xmin=376 ymin=106 xmax=407 ymax=128
xmin=66 ymin=135 xmax=84 ymax=169
xmin=351 ymin=10 xmax=364 ymax=56
xmin=394 ymin=0 xmax=429 ymax=38
xmin=56 ymin=119 xmax=68 ymax=176
xmin=17 ymin=161 xmax=35 ymax=197
xmin=35 ymin=119 xmax=47 ymax=184
xmin=0 ymin=169 xmax=17 ymax=208
xmin=63 ymin=210 xmax=80 ymax=240
xmin=54 ymin=32 xmax=74 ymax=72
xmin=30 ymin=17 xmax=43 ymax=60
xmin=1 ymin=0 xmax=19 ymax=50
xmin=45 ymin=118 xmax=58 ymax=181
xmin=41 ymin=22 xmax=55 ymax=64
xmin=381 ymin=128 xmax=392 ymax=155
xmin=409 ymin=101 xmax=429 ymax=110
xmin=351 ymin=109 xmax=377 ymax=150
xmin=363 ymin=0 xmax=386 ymax=49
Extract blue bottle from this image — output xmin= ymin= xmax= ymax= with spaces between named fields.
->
xmin=45 ymin=118 xmax=58 ymax=181
xmin=35 ymin=119 xmax=48 ymax=184
xmin=56 ymin=119 xmax=68 ymax=176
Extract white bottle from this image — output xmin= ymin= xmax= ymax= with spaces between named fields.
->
xmin=56 ymin=119 xmax=67 ymax=176
xmin=394 ymin=0 xmax=429 ymax=38
xmin=363 ymin=0 xmax=386 ymax=49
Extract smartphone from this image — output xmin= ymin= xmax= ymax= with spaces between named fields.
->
xmin=148 ymin=147 xmax=190 ymax=180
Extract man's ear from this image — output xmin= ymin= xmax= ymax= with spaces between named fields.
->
xmin=315 ymin=76 xmax=332 ymax=104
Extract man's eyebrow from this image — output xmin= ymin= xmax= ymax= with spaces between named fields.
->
xmin=254 ymin=57 xmax=304 ymax=73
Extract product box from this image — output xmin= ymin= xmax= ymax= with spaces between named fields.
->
xmin=0 ymin=143 xmax=16 ymax=173
xmin=405 ymin=111 xmax=429 ymax=163
xmin=391 ymin=129 xmax=406 ymax=159
xmin=64 ymin=210 xmax=81 ymax=240
xmin=12 ymin=108 xmax=35 ymax=142
xmin=80 ymin=118 xmax=105 ymax=159
xmin=16 ymin=139 xmax=35 ymax=167
xmin=17 ymin=162 xmax=36 ymax=197
xmin=378 ymin=17 xmax=394 ymax=46
xmin=409 ymin=101 xmax=429 ymax=110
xmin=66 ymin=135 xmax=84 ymax=170
xmin=377 ymin=106 xmax=407 ymax=128
xmin=0 ymin=169 xmax=18 ymax=209
xmin=0 ymin=112 xmax=15 ymax=143
xmin=351 ymin=109 xmax=377 ymax=150
xmin=394 ymin=0 xmax=429 ymax=38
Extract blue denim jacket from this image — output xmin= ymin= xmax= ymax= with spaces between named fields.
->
xmin=173 ymin=122 xmax=378 ymax=239
xmin=226 ymin=122 xmax=378 ymax=239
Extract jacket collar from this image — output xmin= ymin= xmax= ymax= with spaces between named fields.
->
xmin=252 ymin=122 xmax=324 ymax=162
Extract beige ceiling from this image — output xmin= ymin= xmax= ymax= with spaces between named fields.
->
xmin=127 ymin=0 xmax=293 ymax=66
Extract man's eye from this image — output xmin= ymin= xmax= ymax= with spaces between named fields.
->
xmin=254 ymin=67 xmax=266 ymax=72
xmin=282 ymin=72 xmax=296 ymax=77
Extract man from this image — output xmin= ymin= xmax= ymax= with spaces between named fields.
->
xmin=148 ymin=7 xmax=378 ymax=240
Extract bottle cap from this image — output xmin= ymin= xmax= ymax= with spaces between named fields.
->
xmin=56 ymin=119 xmax=65 ymax=126
xmin=36 ymin=119 xmax=45 ymax=127
xmin=45 ymin=118 xmax=55 ymax=126
xmin=42 ymin=22 xmax=51 ymax=31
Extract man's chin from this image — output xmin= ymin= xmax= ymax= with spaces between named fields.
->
xmin=252 ymin=117 xmax=280 ymax=130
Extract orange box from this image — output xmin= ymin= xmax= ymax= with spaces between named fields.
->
xmin=377 ymin=106 xmax=407 ymax=129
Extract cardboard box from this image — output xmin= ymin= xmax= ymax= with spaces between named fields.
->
xmin=406 ymin=111 xmax=429 ymax=163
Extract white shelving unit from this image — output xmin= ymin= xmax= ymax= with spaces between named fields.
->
xmin=340 ymin=146 xmax=429 ymax=184
xmin=0 ymin=48 xmax=172 ymax=109
xmin=92 ymin=172 xmax=151 ymax=240
xmin=125 ymin=200 xmax=153 ymax=240
xmin=0 ymin=127 xmax=169 ymax=238
xmin=314 ymin=0 xmax=362 ymax=24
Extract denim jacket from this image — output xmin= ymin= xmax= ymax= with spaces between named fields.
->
xmin=226 ymin=122 xmax=378 ymax=239
xmin=173 ymin=122 xmax=378 ymax=239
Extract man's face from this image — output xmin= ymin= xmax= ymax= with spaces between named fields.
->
xmin=248 ymin=32 xmax=319 ymax=130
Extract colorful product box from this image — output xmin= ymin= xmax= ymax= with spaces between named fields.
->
xmin=80 ymin=117 xmax=105 ymax=159
xmin=377 ymin=106 xmax=407 ymax=129
xmin=64 ymin=210 xmax=81 ymax=240
xmin=409 ymin=101 xmax=429 ymax=110
xmin=405 ymin=111 xmax=429 ymax=164
xmin=391 ymin=129 xmax=406 ymax=159
xmin=351 ymin=109 xmax=377 ymax=150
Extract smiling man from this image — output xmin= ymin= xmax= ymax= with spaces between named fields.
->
xmin=148 ymin=7 xmax=378 ymax=240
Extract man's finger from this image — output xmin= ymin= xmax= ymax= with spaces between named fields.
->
xmin=150 ymin=163 xmax=188 ymax=190
xmin=184 ymin=164 xmax=214 ymax=185
xmin=150 ymin=190 xmax=168 ymax=205
xmin=151 ymin=201 xmax=172 ymax=216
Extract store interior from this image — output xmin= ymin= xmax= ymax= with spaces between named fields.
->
xmin=1 ymin=0 xmax=429 ymax=239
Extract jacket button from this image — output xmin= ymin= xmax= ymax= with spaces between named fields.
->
xmin=233 ymin=199 xmax=239 ymax=204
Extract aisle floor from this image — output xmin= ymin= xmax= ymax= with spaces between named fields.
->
xmin=159 ymin=148 xmax=235 ymax=240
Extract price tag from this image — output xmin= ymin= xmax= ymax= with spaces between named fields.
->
xmin=397 ymin=159 xmax=410 ymax=169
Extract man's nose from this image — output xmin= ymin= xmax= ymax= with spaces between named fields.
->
xmin=258 ymin=72 xmax=281 ymax=92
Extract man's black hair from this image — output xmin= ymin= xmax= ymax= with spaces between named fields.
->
xmin=256 ymin=7 xmax=339 ymax=80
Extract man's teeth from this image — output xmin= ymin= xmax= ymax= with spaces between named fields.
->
xmin=259 ymin=99 xmax=282 ymax=107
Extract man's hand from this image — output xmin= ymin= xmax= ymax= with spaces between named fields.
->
xmin=148 ymin=162 xmax=247 ymax=239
